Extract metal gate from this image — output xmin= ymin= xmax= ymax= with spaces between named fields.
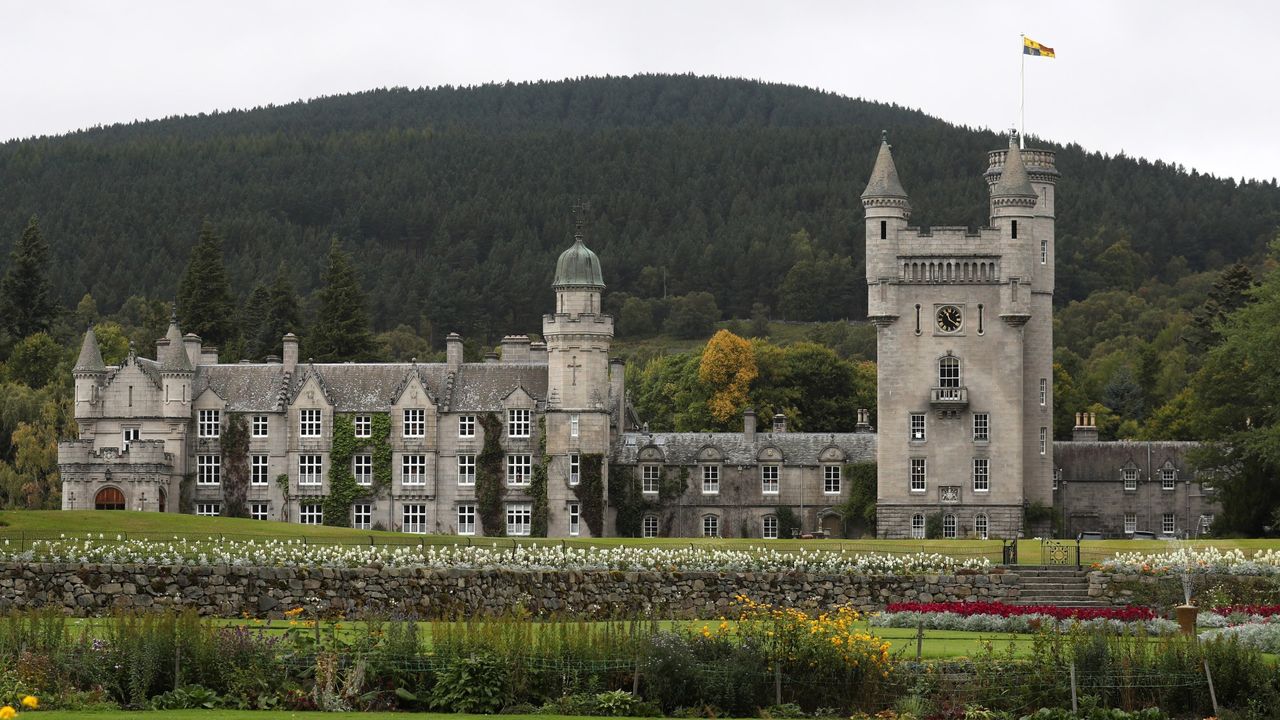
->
xmin=1040 ymin=538 xmax=1080 ymax=567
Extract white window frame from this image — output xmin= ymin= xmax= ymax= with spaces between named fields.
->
xmin=568 ymin=502 xmax=581 ymax=536
xmin=702 ymin=514 xmax=720 ymax=538
xmin=1160 ymin=468 xmax=1176 ymax=491
xmin=909 ymin=413 xmax=926 ymax=441
xmin=299 ymin=409 xmax=322 ymax=438
xmin=972 ymin=458 xmax=989 ymax=493
xmin=761 ymin=464 xmax=780 ymax=495
xmin=938 ymin=356 xmax=961 ymax=388
xmin=457 ymin=455 xmax=476 ymax=485
xmin=973 ymin=413 xmax=989 ymax=442
xmin=1041 ymin=237 xmax=1048 ymax=264
xmin=1123 ymin=468 xmax=1138 ymax=492
xmin=823 ymin=465 xmax=841 ymax=494
xmin=353 ymin=454 xmax=373 ymax=486
xmin=250 ymin=502 xmax=269 ymax=521
xmin=402 ymin=504 xmax=428 ymax=534
xmin=909 ymin=457 xmax=926 ymax=493
xmin=1124 ymin=512 xmax=1137 ymax=534
xmin=251 ymin=454 xmax=269 ymax=486
xmin=351 ymin=503 xmax=371 ymax=530
xmin=298 ymin=454 xmax=323 ymax=486
xmin=198 ymin=409 xmax=221 ymax=438
xmin=457 ymin=505 xmax=476 ymax=535
xmin=1039 ymin=378 xmax=1047 ymax=406
xmin=1162 ymin=513 xmax=1176 ymax=536
xmin=402 ymin=454 xmax=427 ymax=486
xmin=195 ymin=503 xmax=221 ymax=517
xmin=642 ymin=514 xmax=658 ymax=538
xmin=642 ymin=465 xmax=660 ymax=494
xmin=251 ymin=415 xmax=269 ymax=438
xmin=507 ymin=454 xmax=532 ymax=486
xmin=458 ymin=415 xmax=475 ymax=438
xmin=354 ymin=415 xmax=371 ymax=438
xmin=570 ymin=413 xmax=580 ymax=438
xmin=508 ymin=408 xmax=531 ymax=438
xmin=569 ymin=453 xmax=581 ymax=485
xmin=701 ymin=464 xmax=720 ymax=495
xmin=974 ymin=513 xmax=989 ymax=540
xmin=942 ymin=513 xmax=957 ymax=539
xmin=762 ymin=515 xmax=778 ymax=539
xmin=197 ymin=455 xmax=221 ymax=485
xmin=299 ymin=503 xmax=323 ymax=525
xmin=403 ymin=408 xmax=425 ymax=438
xmin=910 ymin=513 xmax=926 ymax=539
xmin=506 ymin=502 xmax=532 ymax=536
xmin=1039 ymin=427 xmax=1047 ymax=455
xmin=122 ymin=426 xmax=140 ymax=450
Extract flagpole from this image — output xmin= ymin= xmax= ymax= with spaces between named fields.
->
xmin=1020 ymin=33 xmax=1025 ymax=148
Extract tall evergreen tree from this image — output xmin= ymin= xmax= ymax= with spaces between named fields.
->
xmin=176 ymin=221 xmax=236 ymax=346
xmin=308 ymin=238 xmax=374 ymax=362
xmin=267 ymin=264 xmax=303 ymax=350
xmin=0 ymin=216 xmax=58 ymax=342
xmin=240 ymin=283 xmax=273 ymax=360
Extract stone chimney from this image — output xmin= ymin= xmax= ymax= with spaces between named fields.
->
xmin=529 ymin=341 xmax=548 ymax=364
xmin=282 ymin=333 xmax=299 ymax=373
xmin=265 ymin=354 xmax=281 ymax=364
xmin=500 ymin=335 xmax=531 ymax=363
xmin=183 ymin=333 xmax=203 ymax=368
xmin=743 ymin=408 xmax=757 ymax=442
xmin=1073 ymin=412 xmax=1099 ymax=442
xmin=855 ymin=408 xmax=873 ymax=433
xmin=483 ymin=352 xmax=499 ymax=364
xmin=155 ymin=337 xmax=169 ymax=361
xmin=200 ymin=346 xmax=219 ymax=365
xmin=446 ymin=332 xmax=464 ymax=370
xmin=772 ymin=413 xmax=787 ymax=433
xmin=610 ymin=358 xmax=627 ymax=431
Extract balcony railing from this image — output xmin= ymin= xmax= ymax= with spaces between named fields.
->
xmin=930 ymin=386 xmax=968 ymax=408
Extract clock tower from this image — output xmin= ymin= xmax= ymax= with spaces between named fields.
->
xmin=864 ymin=131 xmax=1057 ymax=539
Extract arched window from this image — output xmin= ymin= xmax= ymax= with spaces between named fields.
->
xmin=910 ymin=513 xmax=926 ymax=539
xmin=762 ymin=515 xmax=778 ymax=539
xmin=702 ymin=514 xmax=720 ymax=538
xmin=938 ymin=356 xmax=961 ymax=388
xmin=95 ymin=487 xmax=126 ymax=511
xmin=974 ymin=513 xmax=989 ymax=540
xmin=943 ymin=513 xmax=957 ymax=539
xmin=642 ymin=514 xmax=658 ymax=538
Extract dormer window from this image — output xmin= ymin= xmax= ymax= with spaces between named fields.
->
xmin=299 ymin=409 xmax=322 ymax=438
xmin=508 ymin=409 xmax=531 ymax=438
xmin=198 ymin=410 xmax=221 ymax=438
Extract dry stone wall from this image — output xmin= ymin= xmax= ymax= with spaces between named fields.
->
xmin=0 ymin=562 xmax=1025 ymax=618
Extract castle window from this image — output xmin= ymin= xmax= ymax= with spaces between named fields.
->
xmin=761 ymin=464 xmax=780 ymax=494
xmin=1039 ymin=427 xmax=1047 ymax=455
xmin=122 ymin=427 xmax=139 ymax=451
xmin=974 ymin=513 xmax=989 ymax=540
xmin=1011 ymin=220 xmax=1018 ymax=239
xmin=642 ymin=465 xmax=660 ymax=494
xmin=569 ymin=453 xmax=581 ymax=485
xmin=507 ymin=454 xmax=532 ymax=485
xmin=458 ymin=505 xmax=476 ymax=535
xmin=915 ymin=305 xmax=922 ymax=335
xmin=252 ymin=415 xmax=269 ymax=438
xmin=457 ymin=455 xmax=476 ymax=485
xmin=973 ymin=413 xmax=990 ymax=442
xmin=1123 ymin=468 xmax=1138 ymax=491
xmin=977 ymin=304 xmax=984 ymax=334
xmin=299 ymin=503 xmax=323 ymax=525
xmin=701 ymin=465 xmax=720 ymax=494
xmin=197 ymin=455 xmax=221 ymax=485
xmin=402 ymin=504 xmax=428 ymax=534
xmin=353 ymin=454 xmax=372 ymax=486
xmin=251 ymin=454 xmax=269 ymax=485
xmin=1124 ymin=512 xmax=1137 ymax=534
xmin=458 ymin=415 xmax=475 ymax=438
xmin=1041 ymin=238 xmax=1048 ymax=264
xmin=353 ymin=503 xmax=371 ymax=530
xmin=298 ymin=455 xmax=323 ymax=485
xmin=880 ymin=220 xmax=887 ymax=239
xmin=354 ymin=415 xmax=371 ymax=438
xmin=570 ymin=413 xmax=580 ymax=437
xmin=763 ymin=515 xmax=779 ymax=539
xmin=299 ymin=409 xmax=322 ymax=438
xmin=1162 ymin=513 xmax=1176 ymax=536
xmin=569 ymin=502 xmax=581 ymax=536
xmin=1161 ymin=468 xmax=1176 ymax=490
xmin=702 ymin=514 xmax=720 ymax=538
xmin=402 ymin=454 xmax=427 ymax=485
xmin=506 ymin=502 xmax=532 ymax=536
xmin=910 ymin=513 xmax=925 ymax=539
xmin=1039 ymin=378 xmax=1048 ymax=406
xmin=250 ymin=503 xmax=269 ymax=521
xmin=403 ymin=409 xmax=425 ymax=438
xmin=95 ymin=487 xmax=126 ymax=511
xmin=198 ymin=409 xmax=221 ymax=438
xmin=910 ymin=413 xmax=926 ymax=441
xmin=195 ymin=503 xmax=221 ymax=517
xmin=824 ymin=465 xmax=842 ymax=494
xmin=938 ymin=356 xmax=961 ymax=388
xmin=909 ymin=458 xmax=926 ymax=493
xmin=642 ymin=514 xmax=659 ymax=538
xmin=508 ymin=409 xmax=531 ymax=438
xmin=943 ymin=513 xmax=957 ymax=539
xmin=973 ymin=458 xmax=989 ymax=492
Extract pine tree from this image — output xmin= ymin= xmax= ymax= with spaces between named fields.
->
xmin=176 ymin=221 xmax=236 ymax=346
xmin=241 ymin=283 xmax=272 ymax=360
xmin=308 ymin=238 xmax=374 ymax=362
xmin=0 ymin=216 xmax=58 ymax=341
xmin=267 ymin=264 xmax=303 ymax=350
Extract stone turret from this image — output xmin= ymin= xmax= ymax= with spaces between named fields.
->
xmin=73 ymin=327 xmax=106 ymax=415
xmin=158 ymin=315 xmax=193 ymax=418
xmin=862 ymin=132 xmax=911 ymax=324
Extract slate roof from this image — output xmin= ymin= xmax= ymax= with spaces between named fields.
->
xmin=615 ymin=431 xmax=877 ymax=466
xmin=861 ymin=134 xmax=910 ymax=200
xmin=159 ymin=322 xmax=193 ymax=373
xmin=1053 ymin=441 xmax=1202 ymax=484
xmin=991 ymin=135 xmax=1037 ymax=198
xmin=74 ymin=328 xmax=106 ymax=372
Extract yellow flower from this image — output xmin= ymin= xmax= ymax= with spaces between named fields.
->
xmin=20 ymin=697 xmax=37 ymax=710
xmin=0 ymin=705 xmax=16 ymax=719
xmin=284 ymin=607 xmax=305 ymax=618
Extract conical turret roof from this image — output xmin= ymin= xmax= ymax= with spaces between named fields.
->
xmin=74 ymin=327 xmax=106 ymax=373
xmin=553 ymin=236 xmax=604 ymax=289
xmin=159 ymin=316 xmax=194 ymax=373
xmin=992 ymin=134 xmax=1037 ymax=198
xmin=861 ymin=132 xmax=910 ymax=200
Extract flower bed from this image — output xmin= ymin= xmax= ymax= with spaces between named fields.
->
xmin=0 ymin=535 xmax=989 ymax=575
xmin=1214 ymin=603 xmax=1280 ymax=617
xmin=884 ymin=601 xmax=1154 ymax=622
xmin=1098 ymin=547 xmax=1280 ymax=576
xmin=1201 ymin=622 xmax=1280 ymax=653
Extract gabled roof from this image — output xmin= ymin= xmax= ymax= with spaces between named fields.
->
xmin=1053 ymin=440 xmax=1201 ymax=484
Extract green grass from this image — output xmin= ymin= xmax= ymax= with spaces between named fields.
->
xmin=21 ymin=714 xmax=612 ymax=720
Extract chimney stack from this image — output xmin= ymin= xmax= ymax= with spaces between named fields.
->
xmin=1072 ymin=411 xmax=1099 ymax=442
xmin=610 ymin=358 xmax=627 ymax=432
xmin=500 ymin=335 xmax=531 ymax=363
xmin=483 ymin=352 xmax=499 ymax=364
xmin=200 ymin=346 xmax=219 ymax=365
xmin=183 ymin=333 xmax=203 ymax=368
xmin=855 ymin=408 xmax=873 ymax=433
xmin=155 ymin=337 xmax=169 ymax=361
xmin=282 ymin=333 xmax=299 ymax=373
xmin=772 ymin=413 xmax=787 ymax=433
xmin=743 ymin=408 xmax=757 ymax=442
xmin=446 ymin=332 xmax=464 ymax=370
xmin=529 ymin=341 xmax=548 ymax=364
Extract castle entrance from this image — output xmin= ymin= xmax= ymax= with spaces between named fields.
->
xmin=94 ymin=486 xmax=125 ymax=510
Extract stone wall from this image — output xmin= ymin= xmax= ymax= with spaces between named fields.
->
xmin=1091 ymin=571 xmax=1280 ymax=608
xmin=0 ymin=562 xmax=1022 ymax=618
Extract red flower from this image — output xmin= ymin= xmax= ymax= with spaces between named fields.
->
xmin=884 ymin=601 xmax=1154 ymax=621
xmin=1214 ymin=604 xmax=1280 ymax=617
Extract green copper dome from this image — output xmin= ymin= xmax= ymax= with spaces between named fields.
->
xmin=553 ymin=236 xmax=604 ymax=289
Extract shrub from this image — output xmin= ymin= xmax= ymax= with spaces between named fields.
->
xmin=428 ymin=652 xmax=508 ymax=713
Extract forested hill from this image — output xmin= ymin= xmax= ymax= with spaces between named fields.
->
xmin=1 ymin=74 xmax=1278 ymax=340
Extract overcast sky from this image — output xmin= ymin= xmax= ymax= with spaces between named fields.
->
xmin=4 ymin=1 xmax=1277 ymax=181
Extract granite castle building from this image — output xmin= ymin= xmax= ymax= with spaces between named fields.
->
xmin=58 ymin=134 xmax=1218 ymax=539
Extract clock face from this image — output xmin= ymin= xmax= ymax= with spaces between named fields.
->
xmin=936 ymin=305 xmax=963 ymax=332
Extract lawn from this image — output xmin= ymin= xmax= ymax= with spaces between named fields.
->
xmin=18 ymin=714 xmax=612 ymax=720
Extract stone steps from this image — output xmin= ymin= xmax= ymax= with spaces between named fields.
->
xmin=1010 ymin=566 xmax=1105 ymax=607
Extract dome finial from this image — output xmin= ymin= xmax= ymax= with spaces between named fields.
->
xmin=554 ymin=202 xmax=604 ymax=289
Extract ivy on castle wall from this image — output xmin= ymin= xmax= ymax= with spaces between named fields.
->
xmin=323 ymin=414 xmax=359 ymax=527
xmin=477 ymin=412 xmax=507 ymax=536
xmin=530 ymin=416 xmax=550 ymax=537
xmin=572 ymin=453 xmax=605 ymax=537
xmin=275 ymin=473 xmax=291 ymax=522
xmin=370 ymin=413 xmax=393 ymax=492
xmin=609 ymin=464 xmax=688 ymax=537
xmin=221 ymin=413 xmax=250 ymax=518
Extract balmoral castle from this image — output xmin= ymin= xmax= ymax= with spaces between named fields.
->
xmin=59 ymin=134 xmax=1218 ymax=540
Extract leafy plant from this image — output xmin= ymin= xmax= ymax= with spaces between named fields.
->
xmin=428 ymin=652 xmax=508 ymax=713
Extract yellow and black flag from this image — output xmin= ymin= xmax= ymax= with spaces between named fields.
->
xmin=1023 ymin=37 xmax=1055 ymax=58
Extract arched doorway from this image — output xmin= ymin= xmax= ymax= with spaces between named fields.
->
xmin=158 ymin=488 xmax=167 ymax=513
xmin=95 ymin=487 xmax=126 ymax=510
